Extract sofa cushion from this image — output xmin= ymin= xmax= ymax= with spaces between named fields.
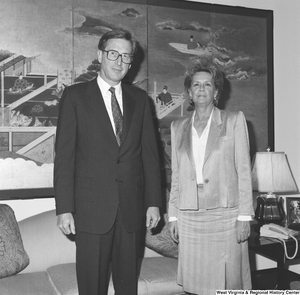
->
xmin=47 ymin=257 xmax=182 ymax=295
xmin=0 ymin=271 xmax=56 ymax=295
xmin=145 ymin=214 xmax=178 ymax=259
xmin=18 ymin=209 xmax=76 ymax=274
xmin=47 ymin=263 xmax=78 ymax=295
xmin=0 ymin=204 xmax=29 ymax=278
xmin=139 ymin=257 xmax=183 ymax=295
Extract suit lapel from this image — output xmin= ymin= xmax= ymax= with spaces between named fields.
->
xmin=120 ymin=84 xmax=135 ymax=146
xmin=204 ymin=107 xmax=223 ymax=163
xmin=86 ymin=78 xmax=116 ymax=143
xmin=183 ymin=113 xmax=196 ymax=172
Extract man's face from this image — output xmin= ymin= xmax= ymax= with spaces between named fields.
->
xmin=97 ymin=38 xmax=132 ymax=86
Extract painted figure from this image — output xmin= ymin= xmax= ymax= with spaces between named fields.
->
xmin=156 ymin=85 xmax=172 ymax=105
xmin=9 ymin=73 xmax=33 ymax=94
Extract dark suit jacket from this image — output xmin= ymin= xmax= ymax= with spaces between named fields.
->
xmin=54 ymin=78 xmax=162 ymax=234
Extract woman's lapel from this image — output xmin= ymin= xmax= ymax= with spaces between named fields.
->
xmin=183 ymin=113 xmax=196 ymax=172
xmin=204 ymin=107 xmax=223 ymax=163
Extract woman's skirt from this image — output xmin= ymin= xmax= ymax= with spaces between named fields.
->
xmin=177 ymin=205 xmax=251 ymax=294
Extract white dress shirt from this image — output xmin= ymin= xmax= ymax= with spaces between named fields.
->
xmin=192 ymin=110 xmax=213 ymax=185
xmin=97 ymin=75 xmax=123 ymax=135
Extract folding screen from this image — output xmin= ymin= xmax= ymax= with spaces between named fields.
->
xmin=0 ymin=0 xmax=273 ymax=199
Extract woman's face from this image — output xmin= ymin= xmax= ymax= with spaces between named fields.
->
xmin=188 ymin=71 xmax=217 ymax=107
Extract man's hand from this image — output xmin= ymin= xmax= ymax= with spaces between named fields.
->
xmin=146 ymin=207 xmax=160 ymax=229
xmin=168 ymin=221 xmax=179 ymax=243
xmin=236 ymin=220 xmax=250 ymax=243
xmin=57 ymin=213 xmax=76 ymax=235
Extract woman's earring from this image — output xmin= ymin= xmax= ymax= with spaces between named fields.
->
xmin=213 ymin=97 xmax=218 ymax=106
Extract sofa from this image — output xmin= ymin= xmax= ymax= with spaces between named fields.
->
xmin=0 ymin=207 xmax=184 ymax=295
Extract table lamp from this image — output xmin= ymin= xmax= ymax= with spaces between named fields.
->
xmin=251 ymin=150 xmax=298 ymax=225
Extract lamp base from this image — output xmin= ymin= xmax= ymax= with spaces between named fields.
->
xmin=255 ymin=193 xmax=285 ymax=225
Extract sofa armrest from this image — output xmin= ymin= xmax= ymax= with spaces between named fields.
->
xmin=18 ymin=210 xmax=76 ymax=274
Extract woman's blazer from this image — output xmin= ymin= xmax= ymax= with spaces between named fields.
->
xmin=168 ymin=107 xmax=254 ymax=218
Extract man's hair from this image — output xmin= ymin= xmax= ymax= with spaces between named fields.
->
xmin=98 ymin=29 xmax=137 ymax=55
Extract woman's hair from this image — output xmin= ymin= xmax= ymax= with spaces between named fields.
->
xmin=98 ymin=29 xmax=137 ymax=55
xmin=184 ymin=60 xmax=224 ymax=106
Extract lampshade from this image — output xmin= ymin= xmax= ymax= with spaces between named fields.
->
xmin=252 ymin=151 xmax=298 ymax=225
xmin=251 ymin=151 xmax=297 ymax=193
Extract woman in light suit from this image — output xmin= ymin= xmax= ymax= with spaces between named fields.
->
xmin=168 ymin=61 xmax=254 ymax=295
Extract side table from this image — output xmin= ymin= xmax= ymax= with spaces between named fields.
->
xmin=249 ymin=223 xmax=300 ymax=289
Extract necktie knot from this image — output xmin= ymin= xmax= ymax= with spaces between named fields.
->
xmin=109 ymin=86 xmax=116 ymax=95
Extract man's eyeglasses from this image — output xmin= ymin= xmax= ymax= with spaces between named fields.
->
xmin=102 ymin=50 xmax=133 ymax=64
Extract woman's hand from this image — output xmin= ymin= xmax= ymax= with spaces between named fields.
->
xmin=236 ymin=220 xmax=250 ymax=243
xmin=168 ymin=221 xmax=179 ymax=243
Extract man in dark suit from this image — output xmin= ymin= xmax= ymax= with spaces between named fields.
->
xmin=54 ymin=30 xmax=162 ymax=295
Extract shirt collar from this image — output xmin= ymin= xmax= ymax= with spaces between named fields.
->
xmin=97 ymin=75 xmax=122 ymax=97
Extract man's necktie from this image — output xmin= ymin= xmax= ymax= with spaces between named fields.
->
xmin=109 ymin=87 xmax=123 ymax=146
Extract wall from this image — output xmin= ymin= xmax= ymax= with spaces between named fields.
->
xmin=3 ymin=198 xmax=55 ymax=221
xmin=1 ymin=0 xmax=300 ymax=271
